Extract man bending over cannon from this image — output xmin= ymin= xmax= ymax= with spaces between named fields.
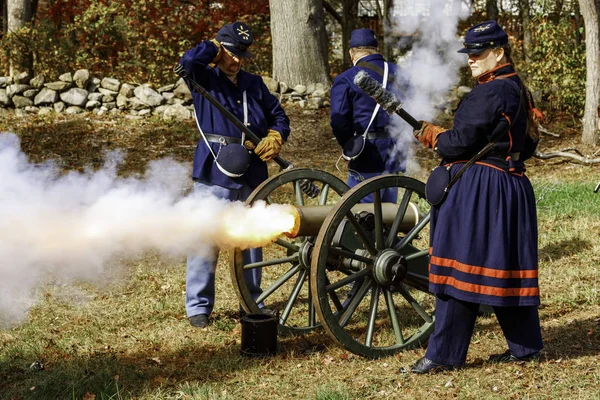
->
xmin=178 ymin=22 xmax=291 ymax=328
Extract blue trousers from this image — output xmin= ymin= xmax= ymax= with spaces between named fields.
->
xmin=186 ymin=181 xmax=263 ymax=317
xmin=425 ymin=294 xmax=543 ymax=366
xmin=347 ymin=171 xmax=398 ymax=204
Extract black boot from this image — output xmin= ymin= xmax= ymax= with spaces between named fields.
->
xmin=406 ymin=357 xmax=455 ymax=374
xmin=189 ymin=313 xmax=209 ymax=328
xmin=489 ymin=350 xmax=540 ymax=363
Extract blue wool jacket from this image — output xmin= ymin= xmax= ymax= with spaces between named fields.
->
xmin=179 ymin=40 xmax=290 ymax=189
xmin=330 ymin=54 xmax=407 ymax=173
xmin=435 ymin=64 xmax=537 ymax=163
xmin=428 ymin=63 xmax=540 ymax=307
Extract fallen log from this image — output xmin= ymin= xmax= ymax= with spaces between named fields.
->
xmin=534 ymin=148 xmax=600 ymax=165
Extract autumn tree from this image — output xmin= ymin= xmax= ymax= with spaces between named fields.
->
xmin=0 ymin=0 xmax=271 ymax=82
xmin=579 ymin=0 xmax=600 ymax=145
xmin=270 ymin=0 xmax=330 ymax=87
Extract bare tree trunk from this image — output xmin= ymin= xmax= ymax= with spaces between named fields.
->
xmin=270 ymin=0 xmax=330 ymax=87
xmin=324 ymin=0 xmax=359 ymax=70
xmin=579 ymin=0 xmax=600 ymax=145
xmin=376 ymin=0 xmax=394 ymax=61
xmin=574 ymin=1 xmax=584 ymax=47
xmin=340 ymin=0 xmax=358 ymax=70
xmin=486 ymin=0 xmax=498 ymax=21
xmin=550 ymin=0 xmax=565 ymax=23
xmin=519 ymin=0 xmax=532 ymax=65
xmin=1 ymin=0 xmax=6 ymax=38
xmin=6 ymin=0 xmax=36 ymax=76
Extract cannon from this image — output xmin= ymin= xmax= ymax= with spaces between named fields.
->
xmin=230 ymin=169 xmax=435 ymax=358
xmin=176 ymin=65 xmax=435 ymax=358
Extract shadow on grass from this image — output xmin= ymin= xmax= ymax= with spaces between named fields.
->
xmin=472 ymin=313 xmax=600 ymax=362
xmin=3 ymin=314 xmax=598 ymax=398
xmin=539 ymin=314 xmax=600 ymax=361
xmin=0 ymin=321 xmax=339 ymax=399
xmin=539 ymin=237 xmax=593 ymax=262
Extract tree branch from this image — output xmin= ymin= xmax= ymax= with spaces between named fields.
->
xmin=323 ymin=1 xmax=342 ymax=25
xmin=534 ymin=148 xmax=600 ymax=164
xmin=538 ymin=124 xmax=560 ymax=137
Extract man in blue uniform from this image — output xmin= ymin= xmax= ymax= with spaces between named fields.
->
xmin=179 ymin=22 xmax=290 ymax=328
xmin=330 ymin=28 xmax=407 ymax=203
xmin=407 ymin=20 xmax=542 ymax=373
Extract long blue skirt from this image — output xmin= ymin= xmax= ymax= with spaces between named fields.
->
xmin=428 ymin=162 xmax=540 ymax=307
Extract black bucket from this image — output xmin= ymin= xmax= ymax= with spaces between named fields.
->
xmin=240 ymin=313 xmax=278 ymax=357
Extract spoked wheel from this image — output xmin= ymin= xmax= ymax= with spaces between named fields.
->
xmin=230 ymin=168 xmax=349 ymax=335
xmin=310 ymin=174 xmax=435 ymax=358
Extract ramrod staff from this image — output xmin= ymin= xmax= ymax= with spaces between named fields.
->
xmin=353 ymin=70 xmax=422 ymax=130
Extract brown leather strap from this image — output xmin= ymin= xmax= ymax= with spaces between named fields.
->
xmin=357 ymin=61 xmax=385 ymax=77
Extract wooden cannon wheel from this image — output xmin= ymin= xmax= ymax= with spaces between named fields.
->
xmin=310 ymin=175 xmax=435 ymax=358
xmin=230 ymin=168 xmax=349 ymax=335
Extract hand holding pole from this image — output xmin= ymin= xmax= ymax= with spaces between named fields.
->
xmin=174 ymin=65 xmax=292 ymax=170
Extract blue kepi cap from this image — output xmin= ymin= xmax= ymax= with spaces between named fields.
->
xmin=216 ymin=22 xmax=254 ymax=58
xmin=349 ymin=28 xmax=378 ymax=48
xmin=458 ymin=20 xmax=508 ymax=54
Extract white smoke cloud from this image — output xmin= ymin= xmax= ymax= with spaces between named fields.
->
xmin=0 ymin=133 xmax=295 ymax=326
xmin=385 ymin=0 xmax=470 ymax=176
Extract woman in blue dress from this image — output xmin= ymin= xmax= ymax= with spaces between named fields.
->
xmin=408 ymin=20 xmax=543 ymax=373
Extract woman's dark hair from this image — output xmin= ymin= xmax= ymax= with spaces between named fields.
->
xmin=498 ymin=43 xmax=514 ymax=64
xmin=498 ymin=43 xmax=539 ymax=140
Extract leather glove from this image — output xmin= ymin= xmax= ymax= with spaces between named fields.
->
xmin=209 ymin=38 xmax=223 ymax=65
xmin=254 ymin=130 xmax=284 ymax=161
xmin=414 ymin=121 xmax=446 ymax=149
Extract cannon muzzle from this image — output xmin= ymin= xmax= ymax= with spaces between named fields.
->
xmin=285 ymin=202 xmax=420 ymax=238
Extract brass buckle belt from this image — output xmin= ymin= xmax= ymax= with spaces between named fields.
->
xmin=204 ymin=133 xmax=242 ymax=145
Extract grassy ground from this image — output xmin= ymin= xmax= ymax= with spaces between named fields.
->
xmin=1 ymin=108 xmax=600 ymax=399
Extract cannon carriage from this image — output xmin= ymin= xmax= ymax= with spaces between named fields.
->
xmin=230 ymin=168 xmax=435 ymax=358
xmin=174 ymin=64 xmax=436 ymax=358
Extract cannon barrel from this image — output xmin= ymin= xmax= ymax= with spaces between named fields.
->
xmin=285 ymin=202 xmax=420 ymax=238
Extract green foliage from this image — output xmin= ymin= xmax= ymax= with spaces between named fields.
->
xmin=520 ymin=16 xmax=586 ymax=116
xmin=313 ymin=386 xmax=352 ymax=400
xmin=0 ymin=0 xmax=271 ymax=84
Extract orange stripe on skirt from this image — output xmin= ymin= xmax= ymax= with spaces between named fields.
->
xmin=429 ymin=273 xmax=540 ymax=297
xmin=430 ymin=255 xmax=538 ymax=279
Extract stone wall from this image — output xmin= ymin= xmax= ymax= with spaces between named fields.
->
xmin=0 ymin=70 xmax=331 ymax=120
